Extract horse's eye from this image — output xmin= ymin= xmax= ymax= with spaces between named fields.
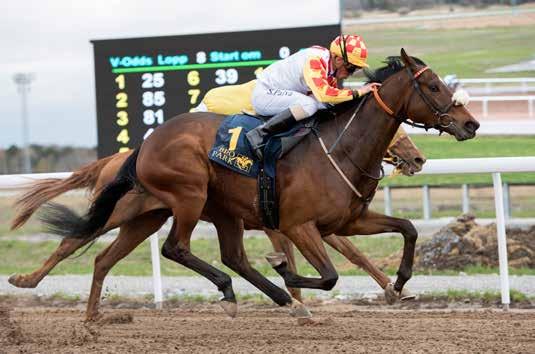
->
xmin=429 ymin=84 xmax=440 ymax=92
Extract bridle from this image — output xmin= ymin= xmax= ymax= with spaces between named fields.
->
xmin=373 ymin=65 xmax=457 ymax=131
xmin=314 ymin=61 xmax=452 ymax=200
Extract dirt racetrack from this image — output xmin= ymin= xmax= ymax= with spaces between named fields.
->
xmin=1 ymin=304 xmax=535 ymax=353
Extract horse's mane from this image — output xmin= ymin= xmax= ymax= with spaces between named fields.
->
xmin=329 ymin=56 xmax=427 ymax=114
xmin=364 ymin=56 xmax=426 ymax=83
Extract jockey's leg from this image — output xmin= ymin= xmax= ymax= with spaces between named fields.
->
xmin=245 ymin=108 xmax=297 ymax=159
xmin=246 ymin=83 xmax=323 ymax=159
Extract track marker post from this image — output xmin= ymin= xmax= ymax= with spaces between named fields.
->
xmin=150 ymin=232 xmax=164 ymax=309
xmin=492 ymin=172 xmax=510 ymax=311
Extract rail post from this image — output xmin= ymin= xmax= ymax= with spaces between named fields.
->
xmin=422 ymin=184 xmax=431 ymax=220
xmin=503 ymin=183 xmax=512 ymax=219
xmin=384 ymin=186 xmax=392 ymax=216
xmin=150 ymin=232 xmax=164 ymax=309
xmin=482 ymin=99 xmax=488 ymax=117
xmin=462 ymin=184 xmax=470 ymax=214
xmin=492 ymin=173 xmax=511 ymax=311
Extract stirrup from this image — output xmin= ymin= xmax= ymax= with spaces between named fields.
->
xmin=253 ymin=145 xmax=265 ymax=160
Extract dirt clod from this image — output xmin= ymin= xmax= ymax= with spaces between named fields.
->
xmin=382 ymin=214 xmax=535 ymax=270
xmin=0 ymin=306 xmax=25 ymax=346
xmin=97 ymin=312 xmax=134 ymax=325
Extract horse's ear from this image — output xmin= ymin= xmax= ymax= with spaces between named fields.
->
xmin=400 ymin=48 xmax=417 ymax=70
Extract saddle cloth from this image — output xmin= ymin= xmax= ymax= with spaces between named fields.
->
xmin=209 ymin=113 xmax=316 ymax=229
xmin=209 ymin=113 xmax=314 ymax=178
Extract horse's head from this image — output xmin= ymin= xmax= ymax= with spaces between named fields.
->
xmin=384 ymin=134 xmax=426 ymax=176
xmin=398 ymin=48 xmax=479 ymax=140
xmin=368 ymin=49 xmax=480 ymax=141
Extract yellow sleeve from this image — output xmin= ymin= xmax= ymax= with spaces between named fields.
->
xmin=303 ymin=55 xmax=354 ymax=104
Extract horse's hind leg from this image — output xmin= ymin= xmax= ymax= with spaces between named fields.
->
xmin=85 ymin=209 xmax=168 ymax=321
xmin=9 ymin=238 xmax=91 ymax=288
xmin=161 ymin=199 xmax=236 ymax=315
xmin=264 ymin=229 xmax=302 ymax=302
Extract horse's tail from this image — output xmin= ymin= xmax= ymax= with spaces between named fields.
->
xmin=11 ymin=154 xmax=116 ymax=230
xmin=39 ymin=148 xmax=140 ymax=240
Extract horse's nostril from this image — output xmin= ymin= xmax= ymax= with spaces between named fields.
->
xmin=414 ymin=157 xmax=425 ymax=166
xmin=465 ymin=120 xmax=480 ymax=133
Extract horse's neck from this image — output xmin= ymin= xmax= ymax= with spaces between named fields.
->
xmin=326 ymin=98 xmax=401 ymax=185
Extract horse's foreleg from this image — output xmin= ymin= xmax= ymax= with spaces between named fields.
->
xmin=272 ymin=221 xmax=338 ymax=291
xmin=337 ymin=210 xmax=417 ymax=294
xmin=264 ymin=229 xmax=302 ymax=302
xmin=85 ymin=210 xmax=168 ymax=321
xmin=9 ymin=238 xmax=91 ymax=288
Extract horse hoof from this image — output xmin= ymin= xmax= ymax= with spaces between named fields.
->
xmin=288 ymin=298 xmax=311 ymax=318
xmin=265 ymin=252 xmax=287 ymax=267
xmin=400 ymin=288 xmax=416 ymax=302
xmin=8 ymin=274 xmax=37 ymax=288
xmin=384 ymin=283 xmax=399 ymax=305
xmin=220 ymin=300 xmax=238 ymax=318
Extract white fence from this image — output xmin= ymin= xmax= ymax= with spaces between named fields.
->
xmin=345 ymin=78 xmax=535 ymax=90
xmin=346 ymin=80 xmax=535 ymax=118
xmin=460 ymin=77 xmax=535 ymax=88
xmin=2 ymin=156 xmax=535 ymax=309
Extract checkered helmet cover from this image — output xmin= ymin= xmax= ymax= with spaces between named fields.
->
xmin=329 ymin=35 xmax=369 ymax=68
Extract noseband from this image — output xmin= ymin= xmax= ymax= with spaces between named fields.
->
xmin=373 ymin=66 xmax=456 ymax=130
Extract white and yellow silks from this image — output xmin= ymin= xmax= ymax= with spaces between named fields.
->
xmin=196 ymin=79 xmax=408 ymax=176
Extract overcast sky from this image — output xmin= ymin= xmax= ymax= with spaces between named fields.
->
xmin=0 ymin=0 xmax=339 ymax=148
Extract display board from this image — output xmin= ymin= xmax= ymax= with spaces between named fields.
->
xmin=92 ymin=24 xmax=340 ymax=157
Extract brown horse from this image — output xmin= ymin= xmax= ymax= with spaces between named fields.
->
xmin=37 ymin=50 xmax=478 ymax=317
xmin=9 ymin=129 xmax=423 ymax=318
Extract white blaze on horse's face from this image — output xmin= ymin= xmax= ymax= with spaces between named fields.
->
xmin=439 ymin=75 xmax=470 ymax=107
xmin=452 ymin=89 xmax=470 ymax=106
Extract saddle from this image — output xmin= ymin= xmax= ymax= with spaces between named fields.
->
xmin=209 ymin=113 xmax=318 ymax=229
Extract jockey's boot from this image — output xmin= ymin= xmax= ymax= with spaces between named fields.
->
xmin=246 ymin=109 xmax=297 ymax=160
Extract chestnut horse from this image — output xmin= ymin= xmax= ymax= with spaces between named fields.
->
xmin=38 ymin=50 xmax=478 ymax=317
xmin=9 ymin=131 xmax=423 ymax=318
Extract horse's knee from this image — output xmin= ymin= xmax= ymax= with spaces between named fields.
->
xmin=400 ymin=220 xmax=418 ymax=242
xmin=221 ymin=257 xmax=236 ymax=270
xmin=161 ymin=242 xmax=188 ymax=264
xmin=94 ymin=252 xmax=115 ymax=277
xmin=322 ymin=274 xmax=339 ymax=291
xmin=94 ymin=250 xmax=106 ymax=266
xmin=221 ymin=254 xmax=248 ymax=274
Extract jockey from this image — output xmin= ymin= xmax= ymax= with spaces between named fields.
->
xmin=194 ymin=78 xmax=409 ymax=161
xmin=245 ymin=34 xmax=381 ymax=159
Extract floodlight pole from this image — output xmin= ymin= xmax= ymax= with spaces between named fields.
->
xmin=13 ymin=73 xmax=34 ymax=173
